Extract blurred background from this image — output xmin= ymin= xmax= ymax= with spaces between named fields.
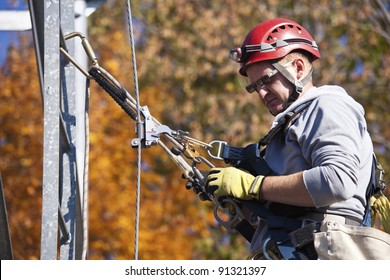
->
xmin=0 ymin=0 xmax=389 ymax=260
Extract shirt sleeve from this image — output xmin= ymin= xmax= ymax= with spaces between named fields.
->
xmin=296 ymin=94 xmax=366 ymax=207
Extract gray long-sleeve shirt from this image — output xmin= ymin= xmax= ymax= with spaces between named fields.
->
xmin=265 ymin=85 xmax=373 ymax=221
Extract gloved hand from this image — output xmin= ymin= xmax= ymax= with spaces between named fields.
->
xmin=206 ymin=167 xmax=265 ymax=201
xmin=183 ymin=171 xmax=212 ymax=201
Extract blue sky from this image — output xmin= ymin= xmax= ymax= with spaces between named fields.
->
xmin=0 ymin=1 xmax=29 ymax=65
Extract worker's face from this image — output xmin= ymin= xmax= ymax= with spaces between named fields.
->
xmin=246 ymin=62 xmax=293 ymax=116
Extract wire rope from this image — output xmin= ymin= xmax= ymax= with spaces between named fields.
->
xmin=125 ymin=0 xmax=142 ymax=260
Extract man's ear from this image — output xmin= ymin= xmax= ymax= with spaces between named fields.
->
xmin=293 ymin=58 xmax=305 ymax=80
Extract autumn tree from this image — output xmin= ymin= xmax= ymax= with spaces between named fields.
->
xmin=0 ymin=37 xmax=43 ymax=259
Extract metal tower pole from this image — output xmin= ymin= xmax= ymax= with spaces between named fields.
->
xmin=40 ymin=0 xmax=61 ymax=260
xmin=26 ymin=0 xmax=104 ymax=260
xmin=38 ymin=0 xmax=83 ymax=260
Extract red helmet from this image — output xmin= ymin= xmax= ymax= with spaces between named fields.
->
xmin=230 ymin=18 xmax=321 ymax=76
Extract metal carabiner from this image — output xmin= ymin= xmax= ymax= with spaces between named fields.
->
xmin=60 ymin=32 xmax=98 ymax=79
xmin=207 ymin=140 xmax=227 ymax=160
xmin=180 ymin=135 xmax=213 ymax=150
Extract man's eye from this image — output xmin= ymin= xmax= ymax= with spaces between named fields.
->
xmin=262 ymin=77 xmax=271 ymax=85
xmin=256 ymin=79 xmax=265 ymax=87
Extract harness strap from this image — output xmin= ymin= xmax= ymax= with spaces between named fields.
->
xmin=234 ymin=219 xmax=256 ymax=242
xmin=220 ymin=101 xmax=313 ymax=166
xmin=298 ymin=213 xmax=361 ymax=226
xmin=222 ymin=143 xmax=260 ymax=161
xmin=258 ymin=101 xmax=313 ymax=146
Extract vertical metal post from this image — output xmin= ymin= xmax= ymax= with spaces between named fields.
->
xmin=40 ymin=0 xmax=61 ymax=260
xmin=30 ymin=0 xmax=102 ymax=260
xmin=59 ymin=0 xmax=78 ymax=260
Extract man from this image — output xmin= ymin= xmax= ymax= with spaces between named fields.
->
xmin=205 ymin=18 xmax=377 ymax=259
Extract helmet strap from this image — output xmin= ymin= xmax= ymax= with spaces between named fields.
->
xmin=271 ymin=61 xmax=313 ymax=109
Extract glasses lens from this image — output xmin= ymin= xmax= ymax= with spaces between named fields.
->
xmin=262 ymin=76 xmax=271 ymax=85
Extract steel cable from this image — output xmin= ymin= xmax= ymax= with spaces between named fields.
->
xmin=125 ymin=0 xmax=142 ymax=260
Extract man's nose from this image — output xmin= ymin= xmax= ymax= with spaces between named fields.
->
xmin=257 ymin=87 xmax=268 ymax=99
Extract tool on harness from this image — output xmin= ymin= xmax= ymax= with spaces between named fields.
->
xmin=213 ymin=198 xmax=255 ymax=242
xmin=367 ymin=157 xmax=389 ymax=233
xmin=361 ymin=154 xmax=387 ymax=228
xmin=371 ymin=195 xmax=390 ymax=233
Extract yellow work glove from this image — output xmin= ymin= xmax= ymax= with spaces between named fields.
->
xmin=206 ymin=167 xmax=265 ymax=201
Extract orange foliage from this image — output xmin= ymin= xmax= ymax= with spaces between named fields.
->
xmin=0 ymin=41 xmax=43 ymax=259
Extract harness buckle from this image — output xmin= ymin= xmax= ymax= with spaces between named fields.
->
xmin=207 ymin=140 xmax=227 ymax=160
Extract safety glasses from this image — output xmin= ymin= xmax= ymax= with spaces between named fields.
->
xmin=245 ymin=69 xmax=279 ymax=93
xmin=245 ymin=60 xmax=294 ymax=94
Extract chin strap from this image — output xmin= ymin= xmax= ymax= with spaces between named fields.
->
xmin=272 ymin=61 xmax=313 ymax=109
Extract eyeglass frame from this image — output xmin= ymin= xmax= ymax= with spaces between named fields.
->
xmin=245 ymin=69 xmax=279 ymax=93
xmin=245 ymin=60 xmax=294 ymax=94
